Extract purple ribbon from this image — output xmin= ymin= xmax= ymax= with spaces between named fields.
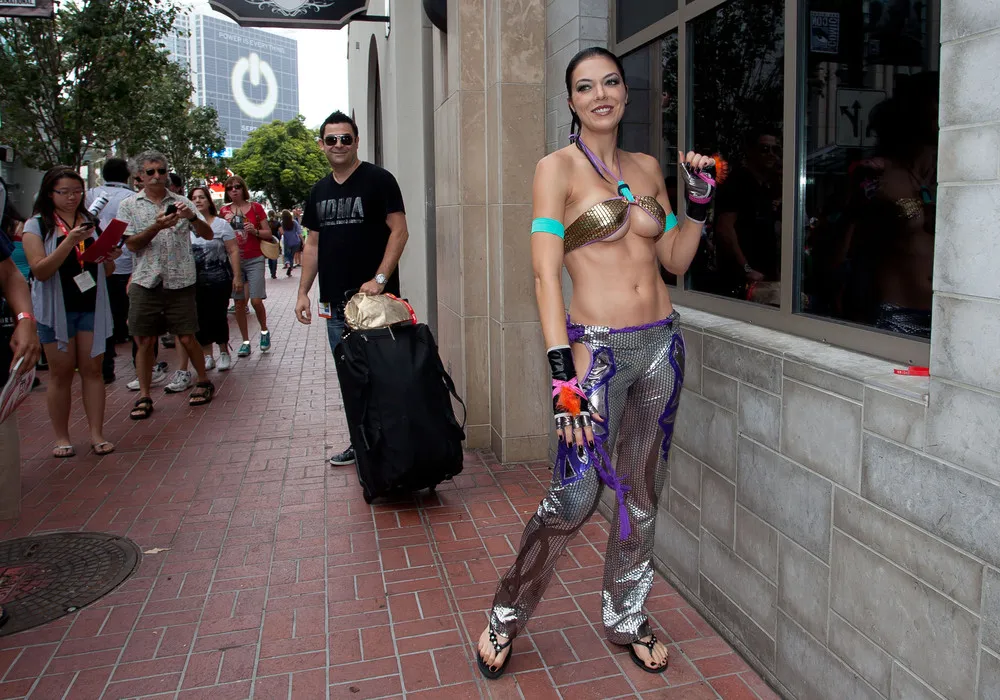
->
xmin=590 ymin=438 xmax=631 ymax=540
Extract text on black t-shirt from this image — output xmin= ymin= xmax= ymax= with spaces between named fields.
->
xmin=301 ymin=162 xmax=405 ymax=304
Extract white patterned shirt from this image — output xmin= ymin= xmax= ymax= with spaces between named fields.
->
xmin=117 ymin=190 xmax=206 ymax=290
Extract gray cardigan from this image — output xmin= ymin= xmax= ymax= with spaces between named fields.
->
xmin=24 ymin=215 xmax=113 ymax=357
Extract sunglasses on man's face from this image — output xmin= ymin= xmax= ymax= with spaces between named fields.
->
xmin=145 ymin=167 xmax=168 ymax=176
xmin=323 ymin=134 xmax=354 ymax=147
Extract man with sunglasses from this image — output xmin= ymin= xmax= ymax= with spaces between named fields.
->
xmin=296 ymin=110 xmax=409 ymax=467
xmin=117 ymin=151 xmax=217 ymax=419
xmin=714 ymin=127 xmax=783 ymax=300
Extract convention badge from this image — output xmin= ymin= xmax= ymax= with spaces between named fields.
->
xmin=318 ymin=302 xmax=332 ymax=319
xmin=73 ymin=271 xmax=96 ymax=293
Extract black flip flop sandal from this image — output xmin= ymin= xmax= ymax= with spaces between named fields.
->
xmin=626 ymin=634 xmax=669 ymax=673
xmin=130 ymin=397 xmax=153 ymax=420
xmin=189 ymin=381 xmax=215 ymax=407
xmin=476 ymin=628 xmax=513 ymax=680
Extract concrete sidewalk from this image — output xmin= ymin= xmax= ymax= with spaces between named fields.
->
xmin=0 ymin=275 xmax=777 ymax=699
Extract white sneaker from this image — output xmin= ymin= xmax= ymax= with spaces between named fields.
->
xmin=217 ymin=353 xmax=232 ymax=371
xmin=204 ymin=355 xmax=216 ymax=370
xmin=163 ymin=370 xmax=192 ymax=394
xmin=127 ymin=364 xmax=169 ymax=391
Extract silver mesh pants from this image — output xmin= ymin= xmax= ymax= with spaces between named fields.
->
xmin=490 ymin=312 xmax=685 ymax=644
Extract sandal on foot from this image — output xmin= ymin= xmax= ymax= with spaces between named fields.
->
xmin=189 ymin=381 xmax=215 ymax=407
xmin=476 ymin=628 xmax=513 ymax=680
xmin=626 ymin=635 xmax=668 ymax=673
xmin=52 ymin=445 xmax=75 ymax=458
xmin=91 ymin=441 xmax=115 ymax=456
xmin=130 ymin=397 xmax=153 ymax=420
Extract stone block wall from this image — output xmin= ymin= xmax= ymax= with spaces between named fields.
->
xmin=545 ymin=0 xmax=609 ymax=153
xmin=612 ymin=305 xmax=998 ymax=700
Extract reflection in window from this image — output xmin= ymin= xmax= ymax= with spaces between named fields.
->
xmin=800 ymin=0 xmax=938 ymax=340
xmin=660 ymin=33 xmax=678 ymax=285
xmin=619 ymin=33 xmax=679 ymax=285
xmin=687 ymin=0 xmax=785 ymax=306
xmin=616 ymin=0 xmax=677 ymax=43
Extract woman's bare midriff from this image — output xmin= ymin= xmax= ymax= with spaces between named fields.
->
xmin=564 ymin=232 xmax=673 ymax=328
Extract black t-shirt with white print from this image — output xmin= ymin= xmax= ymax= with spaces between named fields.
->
xmin=302 ymin=162 xmax=405 ymax=305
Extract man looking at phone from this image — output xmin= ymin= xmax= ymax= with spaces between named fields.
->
xmin=295 ymin=110 xmax=409 ymax=467
xmin=117 ymin=151 xmax=216 ymax=419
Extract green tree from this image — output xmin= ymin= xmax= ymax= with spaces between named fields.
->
xmin=119 ymin=60 xmax=226 ymax=182
xmin=0 ymin=0 xmax=185 ymax=169
xmin=230 ymin=116 xmax=329 ymax=210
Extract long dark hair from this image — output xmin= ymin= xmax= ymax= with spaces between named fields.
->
xmin=31 ymin=166 xmax=94 ymax=239
xmin=280 ymin=209 xmax=294 ymax=230
xmin=188 ymin=186 xmax=218 ymax=217
xmin=564 ymin=46 xmax=628 ymax=138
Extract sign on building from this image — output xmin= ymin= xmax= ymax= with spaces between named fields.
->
xmin=835 ymin=88 xmax=886 ymax=149
xmin=209 ymin=0 xmax=368 ymax=29
xmin=0 ymin=0 xmax=53 ymax=18
xmin=195 ymin=15 xmax=300 ymax=151
xmin=810 ymin=11 xmax=840 ymax=54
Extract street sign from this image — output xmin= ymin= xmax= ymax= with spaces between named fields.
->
xmin=0 ymin=0 xmax=54 ymax=18
xmin=208 ymin=0 xmax=368 ymax=29
xmin=835 ymin=88 xmax=886 ymax=148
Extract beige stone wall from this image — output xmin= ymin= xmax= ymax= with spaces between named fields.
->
xmin=433 ymin=0 xmax=549 ymax=460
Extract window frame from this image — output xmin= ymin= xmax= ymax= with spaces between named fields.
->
xmin=611 ymin=0 xmax=931 ymax=366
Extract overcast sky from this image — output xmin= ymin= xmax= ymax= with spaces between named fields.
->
xmin=185 ymin=0 xmax=350 ymax=129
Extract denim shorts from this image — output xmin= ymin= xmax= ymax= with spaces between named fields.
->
xmin=37 ymin=311 xmax=95 ymax=344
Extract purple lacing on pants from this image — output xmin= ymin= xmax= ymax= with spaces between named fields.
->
xmin=657 ymin=334 xmax=685 ymax=462
xmin=592 ymin=436 xmax=632 ymax=540
xmin=552 ymin=339 xmax=631 ymax=540
xmin=566 ymin=312 xmax=678 ymax=342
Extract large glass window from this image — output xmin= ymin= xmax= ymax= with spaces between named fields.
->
xmin=616 ymin=0 xmax=677 ymax=43
xmin=799 ymin=0 xmax=939 ymax=339
xmin=620 ymin=33 xmax=679 ymax=285
xmin=610 ymin=0 xmax=936 ymax=361
xmin=687 ymin=0 xmax=785 ymax=306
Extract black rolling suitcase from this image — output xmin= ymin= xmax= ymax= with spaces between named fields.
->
xmin=334 ymin=320 xmax=466 ymax=503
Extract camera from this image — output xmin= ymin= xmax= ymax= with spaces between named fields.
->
xmin=164 ymin=204 xmax=177 ymax=216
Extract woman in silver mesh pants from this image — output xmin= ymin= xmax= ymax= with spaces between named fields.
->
xmin=475 ymin=46 xmax=720 ymax=679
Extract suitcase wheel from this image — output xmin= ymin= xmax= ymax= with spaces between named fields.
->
xmin=362 ymin=492 xmax=375 ymax=505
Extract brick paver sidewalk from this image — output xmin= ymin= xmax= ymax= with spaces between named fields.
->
xmin=0 ymin=275 xmax=777 ymax=699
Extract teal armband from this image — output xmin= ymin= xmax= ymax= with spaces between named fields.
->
xmin=663 ymin=212 xmax=678 ymax=233
xmin=531 ymin=217 xmax=565 ymax=239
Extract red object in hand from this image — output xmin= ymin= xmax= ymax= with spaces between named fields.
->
xmin=893 ymin=366 xmax=929 ymax=376
xmin=555 ymin=384 xmax=582 ymax=416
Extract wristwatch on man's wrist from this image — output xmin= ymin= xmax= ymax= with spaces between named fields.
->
xmin=374 ymin=273 xmax=387 ymax=286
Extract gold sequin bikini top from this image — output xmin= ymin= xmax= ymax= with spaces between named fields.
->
xmin=563 ymin=195 xmax=668 ymax=254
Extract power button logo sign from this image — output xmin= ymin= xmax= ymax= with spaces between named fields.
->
xmin=232 ymin=52 xmax=278 ymax=120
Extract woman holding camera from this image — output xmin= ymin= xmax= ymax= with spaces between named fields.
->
xmin=219 ymin=176 xmax=273 ymax=357
xmin=21 ymin=166 xmax=117 ymax=458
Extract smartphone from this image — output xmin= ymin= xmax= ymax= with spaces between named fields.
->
xmin=164 ymin=204 xmax=177 ymax=216
xmin=79 ymin=221 xmax=95 ymax=230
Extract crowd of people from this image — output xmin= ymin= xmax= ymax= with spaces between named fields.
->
xmin=0 ymin=152 xmax=309 ymax=454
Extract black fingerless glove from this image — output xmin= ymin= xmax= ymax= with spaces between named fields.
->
xmin=548 ymin=346 xmax=592 ymax=419
xmin=680 ymin=159 xmax=717 ymax=224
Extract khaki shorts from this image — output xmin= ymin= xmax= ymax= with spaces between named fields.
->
xmin=128 ymin=283 xmax=199 ymax=338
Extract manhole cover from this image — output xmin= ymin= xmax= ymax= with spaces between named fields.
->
xmin=0 ymin=532 xmax=141 ymax=636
